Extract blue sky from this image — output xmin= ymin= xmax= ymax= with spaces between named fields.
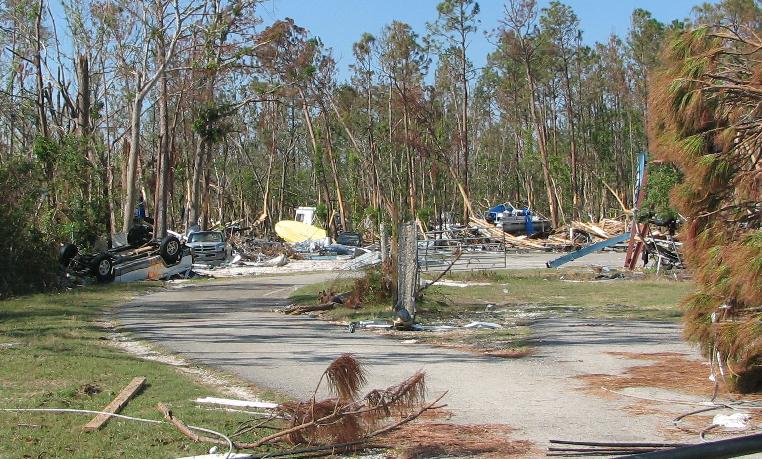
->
xmin=260 ymin=0 xmax=711 ymax=81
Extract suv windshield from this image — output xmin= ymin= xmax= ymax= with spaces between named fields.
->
xmin=188 ymin=232 xmax=223 ymax=243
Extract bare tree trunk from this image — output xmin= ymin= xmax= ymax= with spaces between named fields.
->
xmin=524 ymin=63 xmax=558 ymax=226
xmin=321 ymin=112 xmax=347 ymax=231
xmin=561 ymin=61 xmax=580 ymax=219
xmin=122 ymin=95 xmax=143 ymax=232
xmin=187 ymin=134 xmax=206 ymax=230
xmin=460 ymin=29 xmax=470 ymax=222
xmin=34 ymin=0 xmax=48 ymax=139
xmin=154 ymin=69 xmax=170 ymax=238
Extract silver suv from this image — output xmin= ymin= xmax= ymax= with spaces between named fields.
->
xmin=186 ymin=231 xmax=230 ymax=263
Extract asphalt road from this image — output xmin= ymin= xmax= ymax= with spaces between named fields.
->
xmin=119 ymin=269 xmax=700 ymax=448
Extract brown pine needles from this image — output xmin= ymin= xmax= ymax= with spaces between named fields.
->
xmin=649 ymin=21 xmax=762 ymax=391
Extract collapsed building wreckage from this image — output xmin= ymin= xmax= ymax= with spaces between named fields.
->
xmin=58 ymin=207 xmax=384 ymax=283
xmin=59 ymin=181 xmax=682 ymax=284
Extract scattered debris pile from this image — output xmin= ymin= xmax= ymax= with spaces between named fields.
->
xmin=227 ymin=236 xmax=298 ymax=262
xmin=9 ymin=355 xmax=534 ymax=458
xmin=162 ymin=354 xmax=450 ymax=457
xmin=557 ymin=218 xmax=627 ymax=244
xmin=464 ymin=217 xmax=628 ymax=251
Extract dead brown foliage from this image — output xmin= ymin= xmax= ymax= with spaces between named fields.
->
xmin=648 ymin=23 xmax=762 ymax=389
xmin=378 ymin=423 xmax=533 ymax=458
xmin=578 ymin=352 xmax=722 ymax=397
xmin=270 ymin=355 xmax=441 ymax=448
xmin=324 ymin=353 xmax=367 ymax=402
xmin=484 ymin=349 xmax=534 ymax=359
xmin=317 ymin=289 xmax=334 ymax=305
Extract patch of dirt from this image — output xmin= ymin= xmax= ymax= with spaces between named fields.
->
xmin=377 ymin=423 xmax=534 ymax=458
xmin=578 ymin=352 xmax=721 ymax=397
xmin=78 ymin=383 xmax=101 ymax=397
xmin=483 ymin=349 xmax=534 ymax=359
xmin=575 ymin=352 xmax=762 ymax=443
xmin=375 ymin=328 xmax=534 ymax=360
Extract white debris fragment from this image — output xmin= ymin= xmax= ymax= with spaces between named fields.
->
xmin=463 ymin=321 xmax=503 ymax=329
xmin=341 ymin=251 xmax=381 ymax=270
xmin=176 ymin=454 xmax=253 ymax=459
xmin=194 ymin=397 xmax=278 ymax=409
xmin=712 ymin=413 xmax=751 ymax=429
xmin=435 ymin=280 xmax=491 ymax=288
xmin=241 ymin=253 xmax=288 ymax=268
xmin=712 ymin=412 xmax=751 ymax=430
xmin=193 ymin=258 xmax=348 ymax=277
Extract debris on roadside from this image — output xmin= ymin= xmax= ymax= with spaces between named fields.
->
xmin=712 ymin=413 xmax=751 ymax=430
xmin=60 ymin=231 xmax=190 ymax=284
xmin=341 ymin=250 xmax=381 ymax=271
xmin=194 ymin=397 xmax=278 ymax=410
xmin=463 ymin=321 xmax=503 ymax=329
xmin=187 ymin=214 xmax=381 ymax=278
xmin=281 ymin=302 xmax=337 ymax=315
xmin=83 ymin=377 xmax=146 ymax=431
xmin=430 ymin=280 xmax=491 ymax=288
xmin=159 ymin=354 xmax=449 ymax=458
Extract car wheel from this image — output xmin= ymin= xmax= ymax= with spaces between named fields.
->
xmin=59 ymin=243 xmax=78 ymax=268
xmin=91 ymin=254 xmax=115 ymax=283
xmin=160 ymin=235 xmax=181 ymax=264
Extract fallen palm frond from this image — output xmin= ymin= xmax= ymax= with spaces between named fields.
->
xmin=321 ymin=353 xmax=367 ymax=403
xmin=159 ymin=354 xmax=447 ymax=455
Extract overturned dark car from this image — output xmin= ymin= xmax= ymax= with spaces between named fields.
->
xmin=59 ymin=224 xmax=191 ymax=283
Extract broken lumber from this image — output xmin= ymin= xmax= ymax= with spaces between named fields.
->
xmin=469 ymin=217 xmax=549 ymax=249
xmin=283 ymin=302 xmax=336 ymax=315
xmin=83 ymin=377 xmax=145 ymax=431
xmin=570 ymin=221 xmax=610 ymax=240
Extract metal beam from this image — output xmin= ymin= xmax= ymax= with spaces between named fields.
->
xmin=546 ymin=232 xmax=631 ymax=269
xmin=625 ymin=151 xmax=649 ymax=269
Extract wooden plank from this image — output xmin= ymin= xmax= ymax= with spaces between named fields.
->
xmin=84 ymin=377 xmax=146 ymax=431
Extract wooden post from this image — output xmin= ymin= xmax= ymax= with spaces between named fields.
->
xmin=395 ymin=221 xmax=418 ymax=325
xmin=380 ymin=222 xmax=389 ymax=264
xmin=625 ymin=152 xmax=649 ymax=270
xmin=84 ymin=377 xmax=146 ymax=431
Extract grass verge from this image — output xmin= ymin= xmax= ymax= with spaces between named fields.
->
xmin=0 ymin=283 xmax=277 ymax=458
xmin=288 ymin=268 xmax=694 ymax=358
xmin=290 ymin=268 xmax=694 ymax=323
xmin=430 ymin=268 xmax=693 ymax=321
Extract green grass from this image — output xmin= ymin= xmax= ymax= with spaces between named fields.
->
xmin=433 ymin=269 xmax=694 ymax=321
xmin=289 ymin=268 xmax=694 ymax=356
xmin=290 ymin=268 xmax=694 ymax=323
xmin=0 ymin=283 xmax=279 ymax=458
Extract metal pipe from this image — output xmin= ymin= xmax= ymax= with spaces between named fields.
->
xmin=620 ymin=432 xmax=762 ymax=459
xmin=550 ymin=440 xmax=691 ymax=448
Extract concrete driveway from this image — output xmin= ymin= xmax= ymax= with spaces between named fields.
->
xmin=119 ymin=271 xmax=697 ymax=448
